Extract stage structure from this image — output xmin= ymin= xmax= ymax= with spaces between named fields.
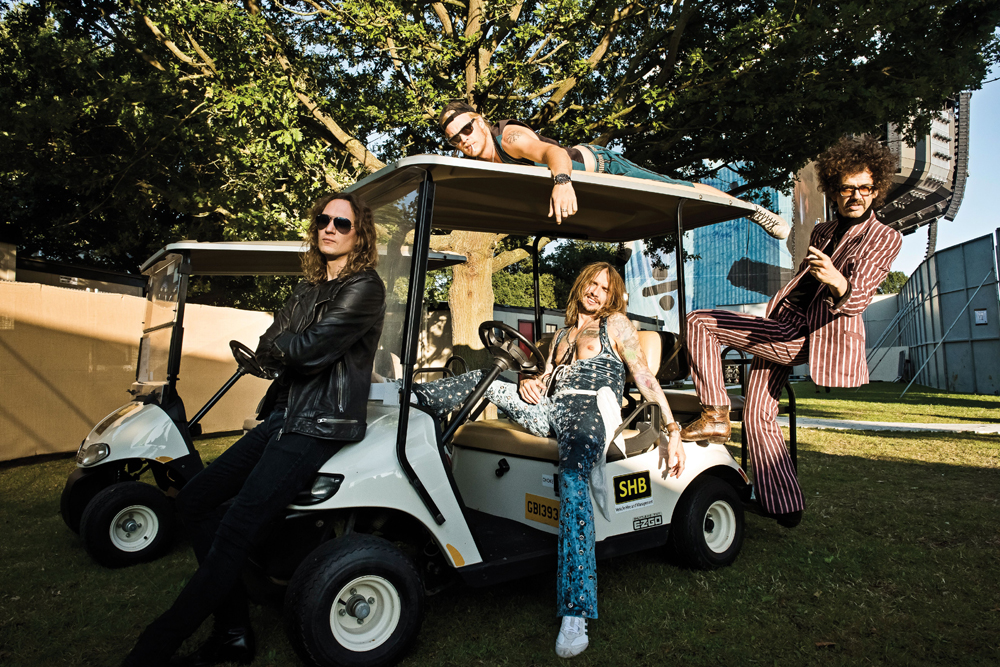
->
xmin=626 ymin=94 xmax=973 ymax=324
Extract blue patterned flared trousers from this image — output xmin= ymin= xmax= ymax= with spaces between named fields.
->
xmin=415 ymin=370 xmax=605 ymax=618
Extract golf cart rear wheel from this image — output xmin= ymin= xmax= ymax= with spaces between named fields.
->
xmin=285 ymin=534 xmax=424 ymax=667
xmin=669 ymin=475 xmax=744 ymax=570
xmin=79 ymin=482 xmax=174 ymax=568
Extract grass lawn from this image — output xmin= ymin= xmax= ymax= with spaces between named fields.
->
xmin=748 ymin=381 xmax=1000 ymax=424
xmin=1 ymin=385 xmax=998 ymax=667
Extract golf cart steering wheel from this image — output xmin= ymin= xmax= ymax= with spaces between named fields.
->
xmin=478 ymin=321 xmax=545 ymax=376
xmin=229 ymin=340 xmax=270 ymax=379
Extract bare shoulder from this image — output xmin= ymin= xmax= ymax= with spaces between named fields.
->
xmin=607 ymin=312 xmax=637 ymax=343
xmin=501 ymin=123 xmax=539 ymax=146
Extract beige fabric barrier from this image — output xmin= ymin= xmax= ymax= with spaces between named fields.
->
xmin=0 ymin=282 xmax=272 ymax=462
xmin=175 ymin=303 xmax=273 ymax=436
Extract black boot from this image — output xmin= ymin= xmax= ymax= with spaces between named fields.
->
xmin=745 ymin=499 xmax=802 ymax=528
xmin=174 ymin=626 xmax=255 ymax=667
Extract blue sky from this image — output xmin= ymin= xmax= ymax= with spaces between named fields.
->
xmin=892 ymin=69 xmax=1000 ymax=275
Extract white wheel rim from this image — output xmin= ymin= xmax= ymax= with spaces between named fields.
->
xmin=109 ymin=504 xmax=159 ymax=553
xmin=703 ymin=500 xmax=736 ymax=553
xmin=330 ymin=575 xmax=401 ymax=652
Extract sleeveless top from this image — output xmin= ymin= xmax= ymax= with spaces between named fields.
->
xmin=550 ymin=318 xmax=626 ymax=402
xmin=490 ymin=120 xmax=586 ymax=169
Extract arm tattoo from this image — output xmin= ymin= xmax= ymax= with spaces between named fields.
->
xmin=503 ymin=130 xmax=524 ymax=145
xmin=609 ymin=314 xmax=676 ymax=427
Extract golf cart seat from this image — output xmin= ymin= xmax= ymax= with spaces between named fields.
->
xmin=658 ymin=390 xmax=746 ymax=419
xmin=623 ymin=331 xmax=748 ymax=422
xmin=451 ymin=329 xmax=690 ymax=462
xmin=450 ymin=419 xmax=656 ymax=463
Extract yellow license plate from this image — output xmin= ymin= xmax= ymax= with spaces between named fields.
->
xmin=525 ymin=493 xmax=560 ymax=527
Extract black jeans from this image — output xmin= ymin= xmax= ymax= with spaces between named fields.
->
xmin=124 ymin=409 xmax=342 ymax=664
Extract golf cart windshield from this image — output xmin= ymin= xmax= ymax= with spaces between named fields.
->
xmin=132 ymin=212 xmax=464 ymax=395
xmin=348 ymin=155 xmax=760 ymax=341
xmin=357 ymin=167 xmax=432 ymax=382
xmin=137 ymin=253 xmax=185 ymax=385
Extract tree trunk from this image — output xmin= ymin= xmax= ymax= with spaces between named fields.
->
xmin=448 ymin=231 xmax=497 ymax=369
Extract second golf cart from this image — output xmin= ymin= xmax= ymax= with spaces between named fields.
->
xmin=60 ymin=240 xmax=465 ymax=568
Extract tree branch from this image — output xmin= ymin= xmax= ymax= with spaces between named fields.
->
xmin=533 ymin=2 xmax=639 ymax=126
xmin=140 ymin=15 xmax=215 ymax=77
xmin=652 ymin=0 xmax=700 ymax=88
xmin=489 ymin=0 xmax=525 ymax=54
xmin=492 ymin=239 xmax=553 ymax=272
xmin=243 ymin=1 xmax=385 ymax=172
xmin=183 ymin=31 xmax=218 ymax=76
xmin=464 ymin=0 xmax=486 ymax=97
xmin=430 ymin=2 xmax=454 ymax=36
xmin=76 ymin=3 xmax=166 ymax=71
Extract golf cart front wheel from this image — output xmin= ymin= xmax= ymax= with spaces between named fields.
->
xmin=79 ymin=482 xmax=174 ymax=568
xmin=285 ymin=534 xmax=424 ymax=667
xmin=669 ymin=475 xmax=744 ymax=569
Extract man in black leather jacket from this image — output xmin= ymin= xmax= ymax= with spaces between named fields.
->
xmin=123 ymin=192 xmax=385 ymax=667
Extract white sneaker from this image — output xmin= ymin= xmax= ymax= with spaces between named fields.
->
xmin=749 ymin=205 xmax=790 ymax=240
xmin=555 ymin=616 xmax=589 ymax=658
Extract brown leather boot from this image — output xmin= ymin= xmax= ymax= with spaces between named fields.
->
xmin=680 ymin=405 xmax=731 ymax=443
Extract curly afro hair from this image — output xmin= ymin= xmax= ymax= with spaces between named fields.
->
xmin=814 ymin=135 xmax=897 ymax=207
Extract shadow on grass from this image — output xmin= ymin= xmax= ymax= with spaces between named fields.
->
xmin=790 ymin=381 xmax=1000 ymax=424
xmin=792 ymin=407 xmax=1000 ymax=424
xmin=2 ymin=433 xmax=998 ymax=667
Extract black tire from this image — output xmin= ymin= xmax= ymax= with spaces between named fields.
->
xmin=668 ymin=475 xmax=744 ymax=570
xmin=79 ymin=482 xmax=174 ymax=568
xmin=285 ymin=534 xmax=424 ymax=667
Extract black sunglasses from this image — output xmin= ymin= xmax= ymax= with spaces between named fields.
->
xmin=446 ymin=120 xmax=475 ymax=146
xmin=315 ymin=214 xmax=353 ymax=234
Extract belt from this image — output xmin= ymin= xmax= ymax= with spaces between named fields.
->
xmin=575 ymin=145 xmax=606 ymax=174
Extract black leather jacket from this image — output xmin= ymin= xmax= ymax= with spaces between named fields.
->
xmin=255 ymin=269 xmax=385 ymax=441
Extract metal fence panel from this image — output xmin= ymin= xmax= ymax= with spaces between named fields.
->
xmin=898 ymin=232 xmax=1000 ymax=395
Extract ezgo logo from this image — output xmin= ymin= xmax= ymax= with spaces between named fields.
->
xmin=613 ymin=470 xmax=653 ymax=513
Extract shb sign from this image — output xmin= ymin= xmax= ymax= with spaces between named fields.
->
xmin=975 ymin=309 xmax=988 ymax=325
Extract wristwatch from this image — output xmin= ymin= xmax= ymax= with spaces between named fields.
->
xmin=663 ymin=422 xmax=681 ymax=434
xmin=553 ymin=173 xmax=572 ymax=185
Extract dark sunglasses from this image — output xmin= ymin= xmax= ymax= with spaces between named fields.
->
xmin=446 ymin=120 xmax=475 ymax=146
xmin=315 ymin=214 xmax=353 ymax=234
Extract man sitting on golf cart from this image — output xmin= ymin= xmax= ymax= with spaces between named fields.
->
xmin=437 ymin=100 xmax=790 ymax=239
xmin=412 ymin=262 xmax=685 ymax=659
xmin=123 ymin=193 xmax=386 ymax=667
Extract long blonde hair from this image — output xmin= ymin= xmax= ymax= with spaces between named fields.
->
xmin=564 ymin=262 xmax=627 ymax=325
xmin=301 ymin=192 xmax=378 ymax=284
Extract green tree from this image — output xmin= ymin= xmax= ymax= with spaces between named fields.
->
xmin=3 ymin=0 xmax=998 ymax=354
xmin=878 ymin=270 xmax=908 ymax=294
xmin=492 ymin=271 xmax=559 ymax=309
xmin=538 ymin=240 xmax=623 ymax=306
xmin=0 ymin=1 xmax=363 ymax=272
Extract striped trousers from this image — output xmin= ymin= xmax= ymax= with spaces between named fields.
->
xmin=685 ymin=305 xmax=809 ymax=514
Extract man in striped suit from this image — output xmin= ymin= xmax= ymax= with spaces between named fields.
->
xmin=680 ymin=136 xmax=903 ymax=527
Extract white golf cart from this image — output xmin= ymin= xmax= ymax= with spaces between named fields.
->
xmin=60 ymin=239 xmax=465 ymax=568
xmin=233 ymin=157 xmax=798 ymax=667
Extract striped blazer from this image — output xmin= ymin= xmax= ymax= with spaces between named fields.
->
xmin=766 ymin=211 xmax=902 ymax=387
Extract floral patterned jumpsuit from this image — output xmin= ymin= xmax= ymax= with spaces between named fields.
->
xmin=413 ymin=319 xmax=625 ymax=619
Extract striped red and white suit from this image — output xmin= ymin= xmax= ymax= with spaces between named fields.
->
xmin=685 ymin=211 xmax=902 ymax=514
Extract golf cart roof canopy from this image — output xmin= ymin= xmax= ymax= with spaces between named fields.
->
xmin=140 ymin=240 xmax=466 ymax=276
xmin=346 ymin=155 xmax=757 ymax=242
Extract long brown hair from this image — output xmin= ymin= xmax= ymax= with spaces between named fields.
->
xmin=815 ymin=135 xmax=896 ymax=207
xmin=564 ymin=262 xmax=627 ymax=325
xmin=301 ymin=192 xmax=378 ymax=284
